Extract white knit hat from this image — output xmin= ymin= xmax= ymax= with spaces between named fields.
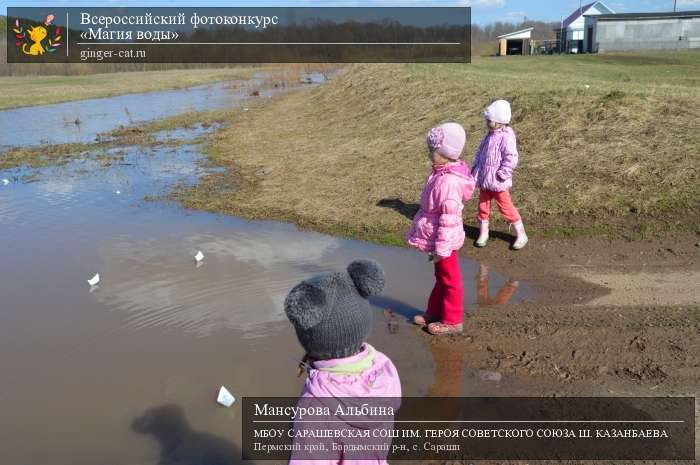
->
xmin=483 ymin=99 xmax=512 ymax=125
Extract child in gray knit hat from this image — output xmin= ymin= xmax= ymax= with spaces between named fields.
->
xmin=285 ymin=260 xmax=402 ymax=465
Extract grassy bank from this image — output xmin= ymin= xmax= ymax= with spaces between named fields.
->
xmin=178 ymin=52 xmax=699 ymax=243
xmin=0 ymin=66 xmax=278 ymax=110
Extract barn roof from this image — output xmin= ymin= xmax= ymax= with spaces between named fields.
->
xmin=562 ymin=1 xmax=615 ymax=28
xmin=497 ymin=27 xmax=534 ymax=39
xmin=562 ymin=2 xmax=595 ymax=28
xmin=592 ymin=10 xmax=700 ymax=20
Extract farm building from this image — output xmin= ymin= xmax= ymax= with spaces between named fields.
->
xmin=497 ymin=27 xmax=533 ymax=56
xmin=587 ymin=11 xmax=700 ymax=52
xmin=555 ymin=1 xmax=615 ymax=53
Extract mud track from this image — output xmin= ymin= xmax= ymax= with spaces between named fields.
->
xmin=431 ymin=230 xmax=700 ymax=395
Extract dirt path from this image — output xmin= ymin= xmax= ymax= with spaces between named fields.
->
xmin=427 ymin=229 xmax=700 ymax=397
xmin=411 ymin=231 xmax=700 ymax=462
xmin=465 ymin=229 xmax=700 ymax=306
xmin=435 ymin=303 xmax=699 ymax=393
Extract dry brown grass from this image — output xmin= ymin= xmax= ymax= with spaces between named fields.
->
xmin=0 ymin=108 xmax=241 ymax=170
xmin=180 ymin=53 xmax=700 ymax=242
xmin=0 ymin=66 xmax=289 ymax=110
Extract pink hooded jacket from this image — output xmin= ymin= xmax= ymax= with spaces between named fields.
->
xmin=289 ymin=343 xmax=402 ymax=465
xmin=471 ymin=126 xmax=519 ymax=192
xmin=406 ymin=160 xmax=476 ymax=258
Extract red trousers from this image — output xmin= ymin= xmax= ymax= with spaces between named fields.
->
xmin=426 ymin=250 xmax=463 ymax=325
xmin=477 ymin=189 xmax=521 ymax=224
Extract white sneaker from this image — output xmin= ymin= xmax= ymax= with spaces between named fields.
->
xmin=475 ymin=220 xmax=489 ymax=247
xmin=512 ymin=220 xmax=528 ymax=250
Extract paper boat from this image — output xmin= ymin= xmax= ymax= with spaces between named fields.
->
xmin=87 ymin=273 xmax=100 ymax=286
xmin=2 ymin=179 xmax=9 ymax=185
xmin=194 ymin=250 xmax=204 ymax=263
xmin=217 ymin=386 xmax=235 ymax=407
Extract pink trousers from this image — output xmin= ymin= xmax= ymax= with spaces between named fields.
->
xmin=477 ymin=189 xmax=521 ymax=224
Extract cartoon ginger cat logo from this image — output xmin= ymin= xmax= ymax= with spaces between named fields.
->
xmin=23 ymin=25 xmax=48 ymax=55
xmin=13 ymin=14 xmax=62 ymax=57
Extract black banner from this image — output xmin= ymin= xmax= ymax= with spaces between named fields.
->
xmin=7 ymin=7 xmax=471 ymax=63
xmin=242 ymin=397 xmax=695 ymax=460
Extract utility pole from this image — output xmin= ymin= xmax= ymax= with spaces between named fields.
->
xmin=674 ymin=0 xmax=677 ymax=12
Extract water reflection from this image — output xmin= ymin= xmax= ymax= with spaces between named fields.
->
xmin=94 ymin=232 xmax=342 ymax=336
xmin=0 ymin=75 xmax=534 ymax=464
xmin=0 ymin=72 xmax=328 ymax=151
xmin=477 ymin=263 xmax=519 ymax=307
xmin=1 ymin=79 xmax=262 ymax=150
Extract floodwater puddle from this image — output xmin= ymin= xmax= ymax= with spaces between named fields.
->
xmin=0 ymin=71 xmax=327 ymax=151
xmin=0 ymin=75 xmax=536 ymax=464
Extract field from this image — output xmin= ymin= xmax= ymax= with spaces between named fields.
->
xmin=179 ymin=52 xmax=700 ymax=243
xmin=0 ymin=66 xmax=272 ymax=110
xmin=177 ymin=52 xmax=700 ymax=425
xmin=1 ymin=50 xmax=699 ymax=461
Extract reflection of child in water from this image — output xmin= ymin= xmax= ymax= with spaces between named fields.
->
xmin=427 ymin=342 xmax=466 ymax=397
xmin=476 ymin=264 xmax=519 ymax=306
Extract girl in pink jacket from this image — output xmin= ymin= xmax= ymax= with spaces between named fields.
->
xmin=471 ymin=99 xmax=528 ymax=250
xmin=284 ymin=260 xmax=401 ymax=465
xmin=406 ymin=122 xmax=475 ymax=335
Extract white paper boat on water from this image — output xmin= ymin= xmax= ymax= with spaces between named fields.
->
xmin=2 ymin=179 xmax=9 ymax=185
xmin=194 ymin=250 xmax=204 ymax=263
xmin=217 ymin=386 xmax=235 ymax=407
xmin=87 ymin=273 xmax=100 ymax=286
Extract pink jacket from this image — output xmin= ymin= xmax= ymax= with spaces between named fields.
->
xmin=471 ymin=126 xmax=519 ymax=192
xmin=289 ymin=344 xmax=402 ymax=465
xmin=406 ymin=160 xmax=475 ymax=258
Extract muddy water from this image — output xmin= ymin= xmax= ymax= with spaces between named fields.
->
xmin=0 ymin=85 xmax=533 ymax=464
xmin=0 ymin=72 xmax=325 ymax=151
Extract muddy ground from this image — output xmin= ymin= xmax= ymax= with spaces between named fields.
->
xmin=410 ymin=230 xmax=700 ymax=463
xmin=430 ymin=229 xmax=700 ymax=396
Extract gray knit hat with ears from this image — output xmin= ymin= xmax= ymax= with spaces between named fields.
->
xmin=284 ymin=260 xmax=385 ymax=361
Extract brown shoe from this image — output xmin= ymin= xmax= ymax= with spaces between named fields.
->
xmin=413 ymin=313 xmax=439 ymax=326
xmin=427 ymin=321 xmax=464 ymax=335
